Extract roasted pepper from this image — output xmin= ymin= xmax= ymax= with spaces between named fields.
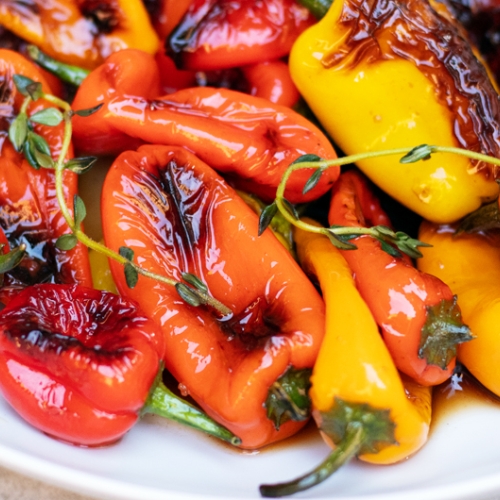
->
xmin=101 ymin=145 xmax=326 ymax=449
xmin=0 ymin=49 xmax=92 ymax=303
xmin=260 ymin=222 xmax=431 ymax=496
xmin=241 ymin=60 xmax=301 ymax=108
xmin=72 ymin=49 xmax=339 ymax=203
xmin=0 ymin=283 xmax=240 ymax=446
xmin=289 ymin=0 xmax=500 ymax=223
xmin=0 ymin=0 xmax=159 ymax=69
xmin=167 ymin=0 xmax=314 ymax=70
xmin=417 ymin=222 xmax=500 ymax=397
xmin=328 ymin=171 xmax=472 ymax=386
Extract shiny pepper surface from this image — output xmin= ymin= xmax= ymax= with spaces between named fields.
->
xmin=72 ymin=50 xmax=338 ymax=203
xmin=417 ymin=223 xmax=500 ymax=397
xmin=328 ymin=171 xmax=471 ymax=386
xmin=289 ymin=0 xmax=499 ymax=223
xmin=295 ymin=224 xmax=431 ymax=464
xmin=260 ymin=224 xmax=431 ymax=496
xmin=168 ymin=0 xmax=315 ymax=70
xmin=0 ymin=0 xmax=159 ymax=69
xmin=0 ymin=284 xmax=163 ymax=446
xmin=0 ymin=50 xmax=92 ymax=301
xmin=101 ymin=145 xmax=326 ymax=449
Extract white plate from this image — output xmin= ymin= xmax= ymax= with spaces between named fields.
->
xmin=0 ymin=385 xmax=499 ymax=500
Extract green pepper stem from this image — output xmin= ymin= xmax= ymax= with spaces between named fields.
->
xmin=297 ymin=0 xmax=333 ymax=18
xmin=143 ymin=380 xmax=242 ymax=446
xmin=27 ymin=45 xmax=90 ymax=86
xmin=259 ymin=422 xmax=364 ymax=497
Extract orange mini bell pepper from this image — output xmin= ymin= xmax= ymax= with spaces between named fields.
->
xmin=327 ymin=171 xmax=472 ymax=386
xmin=0 ymin=0 xmax=159 ymax=69
xmin=0 ymin=49 xmax=92 ymax=302
xmin=260 ymin=222 xmax=431 ymax=496
xmin=72 ymin=49 xmax=338 ymax=203
xmin=101 ymin=145 xmax=326 ymax=449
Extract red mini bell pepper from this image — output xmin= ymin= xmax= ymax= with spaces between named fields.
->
xmin=101 ymin=145 xmax=326 ymax=449
xmin=241 ymin=60 xmax=300 ymax=108
xmin=167 ymin=0 xmax=315 ymax=70
xmin=72 ymin=50 xmax=338 ymax=203
xmin=0 ymin=50 xmax=92 ymax=303
xmin=328 ymin=170 xmax=472 ymax=386
xmin=0 ymin=283 xmax=241 ymax=446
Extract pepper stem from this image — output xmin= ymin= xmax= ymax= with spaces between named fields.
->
xmin=27 ymin=45 xmax=90 ymax=86
xmin=143 ymin=380 xmax=241 ymax=446
xmin=259 ymin=422 xmax=364 ymax=497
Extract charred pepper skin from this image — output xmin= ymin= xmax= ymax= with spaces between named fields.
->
xmin=101 ymin=145 xmax=326 ymax=449
xmin=328 ymin=171 xmax=472 ymax=386
xmin=0 ymin=50 xmax=92 ymax=302
xmin=0 ymin=284 xmax=163 ymax=447
xmin=167 ymin=0 xmax=315 ymax=71
xmin=290 ymin=0 xmax=500 ymax=223
xmin=72 ymin=49 xmax=338 ymax=203
xmin=0 ymin=0 xmax=159 ymax=69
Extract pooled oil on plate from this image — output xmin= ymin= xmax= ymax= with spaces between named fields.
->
xmin=0 ymin=387 xmax=498 ymax=500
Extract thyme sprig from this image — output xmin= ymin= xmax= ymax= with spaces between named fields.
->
xmin=259 ymin=144 xmax=500 ymax=259
xmin=9 ymin=75 xmax=232 ymax=318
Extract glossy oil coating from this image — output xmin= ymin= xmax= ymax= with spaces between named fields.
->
xmin=71 ymin=49 xmax=338 ymax=203
xmin=0 ymin=50 xmax=92 ymax=301
xmin=290 ymin=0 xmax=500 ymax=222
xmin=0 ymin=284 xmax=162 ymax=446
xmin=167 ymin=0 xmax=315 ymax=70
xmin=294 ymin=223 xmax=431 ymax=465
xmin=328 ymin=171 xmax=469 ymax=386
xmin=0 ymin=0 xmax=159 ymax=69
xmin=101 ymin=145 xmax=326 ymax=449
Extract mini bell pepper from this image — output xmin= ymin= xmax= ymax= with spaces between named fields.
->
xmin=417 ymin=222 xmax=500 ymax=397
xmin=0 ymin=0 xmax=159 ymax=69
xmin=71 ymin=49 xmax=338 ymax=203
xmin=0 ymin=283 xmax=240 ymax=446
xmin=289 ymin=0 xmax=500 ymax=223
xmin=167 ymin=0 xmax=314 ymax=71
xmin=328 ymin=171 xmax=472 ymax=386
xmin=241 ymin=60 xmax=301 ymax=108
xmin=0 ymin=50 xmax=92 ymax=302
xmin=260 ymin=222 xmax=431 ymax=496
xmin=101 ymin=145 xmax=326 ymax=449
xmin=154 ymin=0 xmax=193 ymax=40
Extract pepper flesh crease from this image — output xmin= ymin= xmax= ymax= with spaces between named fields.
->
xmin=101 ymin=145 xmax=326 ymax=449
xmin=289 ymin=0 xmax=499 ymax=223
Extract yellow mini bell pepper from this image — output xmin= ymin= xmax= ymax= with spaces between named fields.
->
xmin=418 ymin=222 xmax=500 ymax=396
xmin=289 ymin=0 xmax=499 ymax=223
xmin=260 ymin=221 xmax=431 ymax=497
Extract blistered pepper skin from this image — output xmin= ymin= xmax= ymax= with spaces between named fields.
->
xmin=289 ymin=0 xmax=499 ymax=223
xmin=295 ymin=223 xmax=431 ymax=465
xmin=0 ymin=284 xmax=163 ymax=446
xmin=72 ymin=50 xmax=339 ymax=203
xmin=0 ymin=50 xmax=92 ymax=300
xmin=167 ymin=0 xmax=315 ymax=71
xmin=417 ymin=222 xmax=500 ymax=396
xmin=101 ymin=145 xmax=326 ymax=449
xmin=0 ymin=0 xmax=159 ymax=69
